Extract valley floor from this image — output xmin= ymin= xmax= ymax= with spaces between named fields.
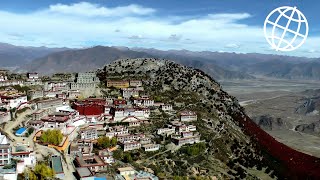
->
xmin=220 ymin=78 xmax=320 ymax=158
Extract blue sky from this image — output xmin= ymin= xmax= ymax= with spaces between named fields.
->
xmin=0 ymin=0 xmax=319 ymax=57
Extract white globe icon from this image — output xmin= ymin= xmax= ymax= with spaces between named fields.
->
xmin=264 ymin=6 xmax=308 ymax=52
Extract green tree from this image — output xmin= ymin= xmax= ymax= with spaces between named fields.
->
xmin=97 ymin=136 xmax=110 ymax=149
xmin=113 ymin=149 xmax=123 ymax=160
xmin=28 ymin=127 xmax=35 ymax=135
xmin=34 ymin=163 xmax=55 ymax=180
xmin=24 ymin=169 xmax=38 ymax=180
xmin=24 ymin=163 xmax=54 ymax=180
xmin=110 ymin=137 xmax=117 ymax=147
xmin=123 ymin=153 xmax=132 ymax=163
xmin=40 ymin=129 xmax=63 ymax=146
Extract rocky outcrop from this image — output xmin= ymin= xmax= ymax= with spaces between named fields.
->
xmin=295 ymin=122 xmax=320 ymax=134
xmin=253 ymin=115 xmax=285 ymax=131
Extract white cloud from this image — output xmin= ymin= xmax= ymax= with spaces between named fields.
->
xmin=47 ymin=2 xmax=155 ymax=17
xmin=208 ymin=13 xmax=251 ymax=21
xmin=0 ymin=2 xmax=318 ymax=57
xmin=225 ymin=43 xmax=240 ymax=49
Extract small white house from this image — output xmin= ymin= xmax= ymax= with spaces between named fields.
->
xmin=118 ymin=167 xmax=135 ymax=176
xmin=8 ymin=95 xmax=27 ymax=109
xmin=142 ymin=144 xmax=160 ymax=152
xmin=161 ymin=104 xmax=173 ymax=111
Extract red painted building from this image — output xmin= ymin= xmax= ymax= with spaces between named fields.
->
xmin=114 ymin=99 xmax=126 ymax=108
xmin=73 ymin=98 xmax=107 ymax=115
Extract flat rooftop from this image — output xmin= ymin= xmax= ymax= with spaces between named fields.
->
xmin=75 ymin=155 xmax=105 ymax=167
xmin=51 ymin=155 xmax=64 ymax=174
xmin=76 ymin=167 xmax=93 ymax=178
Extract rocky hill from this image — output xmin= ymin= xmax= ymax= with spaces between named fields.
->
xmin=97 ymin=58 xmax=320 ymax=179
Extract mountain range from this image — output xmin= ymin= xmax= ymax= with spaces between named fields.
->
xmin=0 ymin=43 xmax=68 ymax=68
xmin=0 ymin=43 xmax=319 ymax=80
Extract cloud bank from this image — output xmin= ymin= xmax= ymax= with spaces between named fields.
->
xmin=0 ymin=2 xmax=318 ymax=57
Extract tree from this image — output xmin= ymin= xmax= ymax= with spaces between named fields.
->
xmin=28 ymin=127 xmax=35 ymax=135
xmin=34 ymin=163 xmax=55 ymax=180
xmin=24 ymin=163 xmax=54 ymax=180
xmin=40 ymin=129 xmax=63 ymax=146
xmin=113 ymin=149 xmax=123 ymax=160
xmin=24 ymin=169 xmax=38 ymax=180
xmin=110 ymin=137 xmax=117 ymax=147
xmin=97 ymin=136 xmax=110 ymax=149
xmin=123 ymin=153 xmax=132 ymax=163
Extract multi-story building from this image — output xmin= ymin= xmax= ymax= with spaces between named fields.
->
xmin=113 ymin=99 xmax=126 ymax=108
xmin=180 ymin=111 xmax=197 ymax=122
xmin=113 ymin=108 xmax=150 ymax=122
xmin=0 ymin=95 xmax=27 ymax=109
xmin=32 ymin=109 xmax=47 ymax=121
xmin=143 ymin=99 xmax=154 ymax=107
xmin=106 ymin=80 xmax=129 ymax=88
xmin=139 ymin=137 xmax=152 ymax=145
xmin=73 ymin=98 xmax=107 ymax=116
xmin=36 ymin=98 xmax=63 ymax=109
xmin=121 ymin=141 xmax=141 ymax=152
xmin=0 ymin=80 xmax=23 ymax=87
xmin=0 ymin=133 xmax=11 ymax=165
xmin=172 ymin=133 xmax=201 ymax=146
xmin=44 ymin=90 xmax=62 ymax=98
xmin=27 ymin=72 xmax=39 ymax=80
xmin=28 ymin=90 xmax=44 ymax=100
xmin=98 ymin=149 xmax=114 ymax=164
xmin=74 ymin=155 xmax=106 ymax=173
xmin=28 ymin=120 xmax=44 ymax=130
xmin=40 ymin=112 xmax=71 ymax=129
xmin=142 ymin=144 xmax=160 ymax=152
xmin=80 ymin=127 xmax=98 ymax=140
xmin=69 ymin=72 xmax=100 ymax=90
xmin=0 ymin=74 xmax=7 ymax=82
xmin=44 ymin=82 xmax=68 ymax=91
xmin=77 ymin=72 xmax=99 ymax=83
xmin=129 ymin=80 xmax=142 ymax=87
xmin=116 ymin=133 xmax=145 ymax=143
xmin=105 ymin=126 xmax=129 ymax=138
xmin=68 ymin=90 xmax=81 ymax=99
xmin=118 ymin=167 xmax=135 ymax=176
xmin=26 ymin=72 xmax=42 ymax=86
xmin=122 ymin=89 xmax=139 ymax=99
xmin=157 ymin=127 xmax=175 ymax=136
xmin=161 ymin=104 xmax=173 ymax=111
xmin=70 ymin=141 xmax=93 ymax=156
xmin=11 ymin=146 xmax=35 ymax=162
